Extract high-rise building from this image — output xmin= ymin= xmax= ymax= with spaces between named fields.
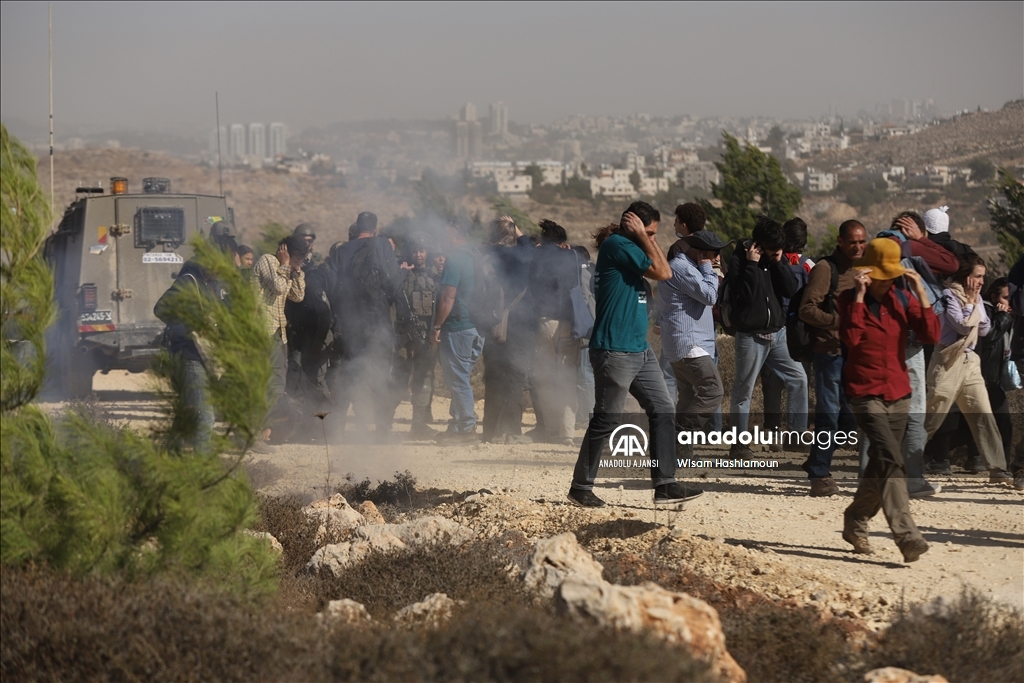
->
xmin=248 ymin=123 xmax=266 ymax=160
xmin=460 ymin=102 xmax=477 ymax=122
xmin=268 ymin=122 xmax=287 ymax=159
xmin=489 ymin=101 xmax=508 ymax=136
xmin=229 ymin=124 xmax=246 ymax=159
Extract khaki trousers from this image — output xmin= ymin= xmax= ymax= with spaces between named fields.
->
xmin=535 ymin=319 xmax=579 ymax=440
xmin=925 ymin=350 xmax=1007 ymax=471
xmin=845 ymin=395 xmax=922 ymax=547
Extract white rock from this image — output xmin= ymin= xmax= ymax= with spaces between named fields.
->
xmin=322 ymin=599 xmax=372 ymax=624
xmin=863 ymin=667 xmax=949 ymax=683
xmin=557 ymin=576 xmax=747 ymax=683
xmin=394 ymin=592 xmax=461 ymax=626
xmin=303 ymin=494 xmax=366 ymax=544
xmin=522 ymin=532 xmax=605 ymax=599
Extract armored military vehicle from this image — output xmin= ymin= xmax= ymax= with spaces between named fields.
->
xmin=44 ymin=176 xmax=231 ymax=397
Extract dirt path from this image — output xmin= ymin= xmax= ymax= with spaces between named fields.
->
xmin=78 ymin=371 xmax=1024 ymax=616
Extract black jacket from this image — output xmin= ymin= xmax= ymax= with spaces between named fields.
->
xmin=727 ymin=240 xmax=799 ymax=334
xmin=977 ymin=301 xmax=1014 ymax=396
xmin=154 ymin=260 xmax=219 ymax=363
xmin=928 ymin=232 xmax=976 ymax=260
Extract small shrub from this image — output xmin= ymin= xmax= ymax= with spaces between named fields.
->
xmin=312 ymin=540 xmax=524 ymax=619
xmin=868 ymin=588 xmax=1024 ymax=683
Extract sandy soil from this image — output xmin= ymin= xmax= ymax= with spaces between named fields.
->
xmin=72 ymin=370 xmax=1024 ymax=617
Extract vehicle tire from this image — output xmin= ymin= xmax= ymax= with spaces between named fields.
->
xmin=64 ymin=349 xmax=98 ymax=399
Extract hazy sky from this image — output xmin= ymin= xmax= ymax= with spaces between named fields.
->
xmin=2 ymin=1 xmax=1022 ymax=132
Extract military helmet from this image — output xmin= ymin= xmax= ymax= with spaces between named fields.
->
xmin=209 ymin=220 xmax=232 ymax=240
xmin=293 ymin=222 xmax=316 ymax=240
xmin=406 ymin=231 xmax=431 ymax=253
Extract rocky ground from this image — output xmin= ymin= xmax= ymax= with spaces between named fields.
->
xmin=81 ymin=370 xmax=1024 ymax=625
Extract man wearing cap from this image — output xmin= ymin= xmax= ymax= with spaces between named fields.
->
xmin=285 ymin=223 xmax=332 ymax=409
xmin=922 ymin=206 xmax=977 ymax=260
xmin=838 ymin=238 xmax=940 ymax=563
xmin=658 ymin=229 xmax=730 ymax=457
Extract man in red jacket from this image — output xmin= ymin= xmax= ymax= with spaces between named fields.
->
xmin=838 ymin=238 xmax=941 ymax=563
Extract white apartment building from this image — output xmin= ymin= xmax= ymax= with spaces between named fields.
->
xmin=248 ymin=123 xmax=266 ymax=161
xmin=470 ymin=161 xmax=517 ymax=182
xmin=229 ymin=124 xmax=246 ymax=160
xmin=804 ymin=168 xmax=836 ymax=192
xmin=590 ymin=169 xmax=636 ymax=198
xmin=639 ymin=177 xmax=669 ymax=195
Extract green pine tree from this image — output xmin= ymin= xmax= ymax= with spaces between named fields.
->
xmin=700 ymin=132 xmax=802 ymax=243
xmin=988 ymin=168 xmax=1024 ymax=266
xmin=1 ymin=124 xmax=278 ymax=597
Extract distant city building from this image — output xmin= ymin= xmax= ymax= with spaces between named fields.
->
xmin=803 ymin=168 xmax=836 ymax=193
xmin=248 ymin=123 xmax=266 ymax=161
xmin=460 ymin=102 xmax=477 ymax=123
xmin=489 ymin=101 xmax=508 ymax=136
xmin=497 ymin=175 xmax=532 ymax=195
xmin=470 ymin=161 xmax=517 ymax=182
xmin=229 ymin=124 xmax=246 ymax=160
xmin=679 ymin=162 xmax=721 ymax=192
xmin=590 ymin=169 xmax=636 ymax=198
xmin=268 ymin=122 xmax=287 ymax=159
xmin=639 ymin=177 xmax=670 ymax=195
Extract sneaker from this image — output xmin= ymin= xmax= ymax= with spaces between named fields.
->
xmin=925 ymin=460 xmax=952 ymax=476
xmin=907 ymin=481 xmax=941 ymax=499
xmin=408 ymin=423 xmax=438 ymax=439
xmin=558 ymin=437 xmax=578 ymax=447
xmin=810 ymin=476 xmax=840 ymax=497
xmin=962 ymin=457 xmax=987 ymax=474
xmin=505 ymin=434 xmax=534 ymax=445
xmin=842 ymin=530 xmax=874 ymax=555
xmin=436 ymin=430 xmax=478 ymax=445
xmin=899 ymin=538 xmax=929 ymax=563
xmin=729 ymin=443 xmax=756 ymax=458
xmin=653 ymin=482 xmax=704 ymax=505
xmin=1013 ymin=471 xmax=1024 ymax=491
xmin=248 ymin=438 xmax=275 ymax=455
xmin=567 ymin=488 xmax=606 ymax=508
xmin=989 ymin=469 xmax=1014 ymax=485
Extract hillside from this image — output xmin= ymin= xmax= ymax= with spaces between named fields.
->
xmin=811 ymin=99 xmax=1024 ymax=169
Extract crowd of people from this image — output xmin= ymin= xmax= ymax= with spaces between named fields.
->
xmin=157 ymin=199 xmax=1024 ymax=564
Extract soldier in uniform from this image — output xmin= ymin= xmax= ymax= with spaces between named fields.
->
xmin=285 ymin=223 xmax=332 ymax=410
xmin=391 ymin=233 xmax=439 ymax=437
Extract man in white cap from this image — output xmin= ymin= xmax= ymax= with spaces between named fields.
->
xmin=923 ymin=206 xmax=977 ymax=259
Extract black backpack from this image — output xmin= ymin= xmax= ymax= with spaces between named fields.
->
xmin=717 ymin=276 xmax=737 ymax=336
xmin=786 ymin=256 xmax=838 ymax=363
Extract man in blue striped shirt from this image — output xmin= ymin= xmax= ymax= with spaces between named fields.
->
xmin=658 ymin=230 xmax=730 ymax=458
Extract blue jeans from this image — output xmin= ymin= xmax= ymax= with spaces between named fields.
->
xmin=802 ymin=352 xmax=856 ymax=479
xmin=730 ymin=329 xmax=808 ymax=434
xmin=184 ymin=358 xmax=215 ymax=454
xmin=571 ymin=347 xmax=678 ymax=490
xmin=859 ymin=345 xmax=926 ymax=481
xmin=439 ymin=327 xmax=484 ymax=433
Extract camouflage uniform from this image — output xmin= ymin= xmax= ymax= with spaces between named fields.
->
xmin=391 ymin=264 xmax=438 ymax=432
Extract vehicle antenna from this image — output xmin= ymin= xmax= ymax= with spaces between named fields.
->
xmin=215 ymin=91 xmax=224 ymax=197
xmin=48 ymin=2 xmax=54 ymax=225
